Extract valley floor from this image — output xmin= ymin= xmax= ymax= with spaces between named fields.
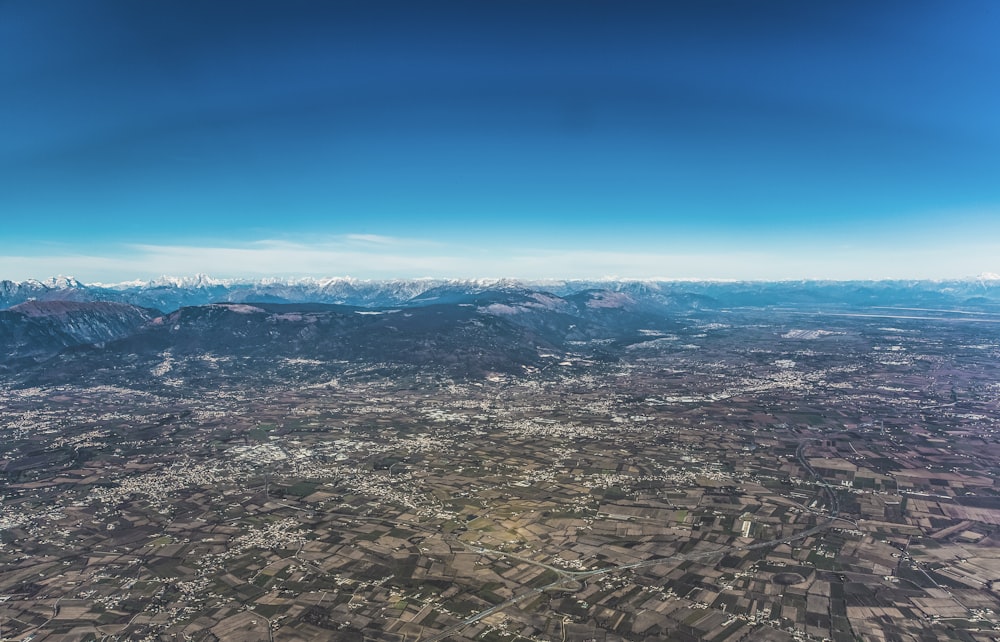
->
xmin=3 ymin=309 xmax=1000 ymax=641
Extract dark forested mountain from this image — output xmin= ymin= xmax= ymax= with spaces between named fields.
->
xmin=5 ymin=276 xmax=1000 ymax=642
xmin=3 ymin=276 xmax=1000 ymax=388
xmin=0 ymin=300 xmax=159 ymax=360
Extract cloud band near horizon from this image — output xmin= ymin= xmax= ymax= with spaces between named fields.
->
xmin=2 ymin=235 xmax=998 ymax=284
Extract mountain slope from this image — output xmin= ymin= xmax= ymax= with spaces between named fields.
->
xmin=4 ymin=276 xmax=1000 ymax=313
xmin=17 ymin=300 xmax=564 ymax=388
xmin=0 ymin=301 xmax=160 ymax=360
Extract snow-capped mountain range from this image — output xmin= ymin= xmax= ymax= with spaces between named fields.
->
xmin=3 ymin=274 xmax=1000 ymax=313
xmin=4 ymin=274 xmax=1000 ymax=378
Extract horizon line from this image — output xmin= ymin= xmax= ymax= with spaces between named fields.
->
xmin=9 ymin=272 xmax=1000 ymax=288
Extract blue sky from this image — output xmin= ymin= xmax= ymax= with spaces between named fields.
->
xmin=2 ymin=1 xmax=999 ymax=281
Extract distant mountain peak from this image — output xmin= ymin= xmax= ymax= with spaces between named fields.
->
xmin=4 ymin=275 xmax=1000 ymax=317
xmin=43 ymin=275 xmax=83 ymax=289
xmin=148 ymin=273 xmax=231 ymax=288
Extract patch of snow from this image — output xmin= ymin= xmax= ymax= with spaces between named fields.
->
xmin=42 ymin=275 xmax=82 ymax=289
xmin=481 ymin=303 xmax=522 ymax=315
xmin=781 ymin=329 xmax=843 ymax=340
xmin=211 ymin=303 xmax=264 ymax=314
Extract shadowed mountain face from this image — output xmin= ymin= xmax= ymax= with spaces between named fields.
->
xmin=7 ymin=300 xmax=570 ymax=387
xmin=4 ymin=277 xmax=1000 ymax=313
xmin=130 ymin=302 xmax=556 ymax=373
xmin=4 ymin=278 xmax=1000 ymax=389
xmin=0 ymin=284 xmax=709 ymax=387
xmin=0 ymin=301 xmax=160 ymax=360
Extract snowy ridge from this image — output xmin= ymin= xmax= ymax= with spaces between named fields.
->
xmin=3 ymin=274 xmax=1000 ymax=313
xmin=80 ymin=273 xmax=1000 ymax=290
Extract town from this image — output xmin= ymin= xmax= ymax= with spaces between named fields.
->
xmin=2 ymin=305 xmax=1000 ymax=641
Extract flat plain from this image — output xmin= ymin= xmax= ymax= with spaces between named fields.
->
xmin=3 ymin=300 xmax=1000 ymax=641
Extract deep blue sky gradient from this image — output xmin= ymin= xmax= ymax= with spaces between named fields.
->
xmin=3 ymin=1 xmax=999 ymax=279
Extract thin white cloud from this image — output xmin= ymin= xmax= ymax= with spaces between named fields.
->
xmin=340 ymin=233 xmax=439 ymax=247
xmin=0 ymin=236 xmax=998 ymax=283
